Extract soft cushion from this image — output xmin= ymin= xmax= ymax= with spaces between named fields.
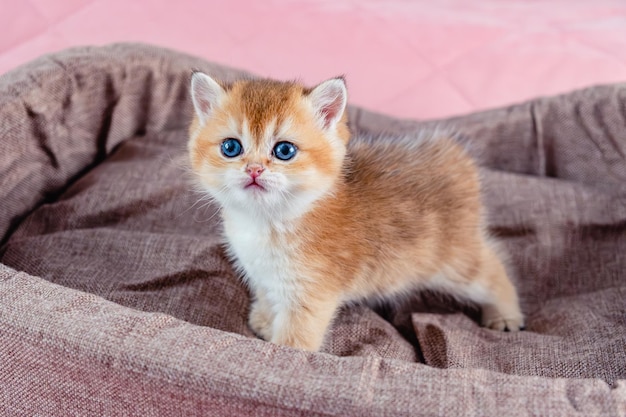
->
xmin=0 ymin=44 xmax=624 ymax=416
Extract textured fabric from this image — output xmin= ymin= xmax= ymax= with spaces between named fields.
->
xmin=0 ymin=44 xmax=625 ymax=416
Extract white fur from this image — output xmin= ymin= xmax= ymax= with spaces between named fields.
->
xmin=276 ymin=116 xmax=294 ymax=138
xmin=427 ymin=271 xmax=493 ymax=304
xmin=261 ymin=117 xmax=277 ymax=150
xmin=222 ymin=210 xmax=304 ymax=310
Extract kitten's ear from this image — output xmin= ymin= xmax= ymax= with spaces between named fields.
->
xmin=190 ymin=72 xmax=225 ymax=124
xmin=308 ymin=77 xmax=347 ymax=130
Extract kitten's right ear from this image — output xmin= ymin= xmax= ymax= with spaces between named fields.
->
xmin=190 ymin=72 xmax=225 ymax=124
xmin=308 ymin=77 xmax=347 ymax=130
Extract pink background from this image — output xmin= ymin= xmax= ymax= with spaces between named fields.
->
xmin=2 ymin=0 xmax=626 ymax=119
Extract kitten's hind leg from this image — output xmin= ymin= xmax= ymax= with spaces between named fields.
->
xmin=476 ymin=254 xmax=525 ymax=332
xmin=467 ymin=243 xmax=524 ymax=331
xmin=436 ymin=243 xmax=524 ymax=332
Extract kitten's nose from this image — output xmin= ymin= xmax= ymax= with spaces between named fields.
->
xmin=246 ymin=164 xmax=265 ymax=179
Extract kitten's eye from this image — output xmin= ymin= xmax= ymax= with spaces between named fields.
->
xmin=221 ymin=138 xmax=243 ymax=158
xmin=273 ymin=141 xmax=297 ymax=161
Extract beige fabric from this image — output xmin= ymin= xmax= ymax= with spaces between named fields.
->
xmin=0 ymin=44 xmax=624 ymax=416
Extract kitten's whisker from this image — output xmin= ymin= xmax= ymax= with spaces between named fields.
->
xmin=175 ymin=198 xmax=208 ymax=219
xmin=192 ymin=204 xmax=222 ymax=223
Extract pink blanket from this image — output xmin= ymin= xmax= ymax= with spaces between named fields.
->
xmin=2 ymin=0 xmax=626 ymax=118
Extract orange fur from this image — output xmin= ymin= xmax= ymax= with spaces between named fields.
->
xmin=188 ymin=74 xmax=524 ymax=351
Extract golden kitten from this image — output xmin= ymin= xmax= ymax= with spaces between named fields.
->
xmin=188 ymin=72 xmax=524 ymax=351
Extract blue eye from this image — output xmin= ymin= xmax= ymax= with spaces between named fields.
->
xmin=273 ymin=141 xmax=297 ymax=161
xmin=221 ymin=138 xmax=243 ymax=158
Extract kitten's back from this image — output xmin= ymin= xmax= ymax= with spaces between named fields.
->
xmin=346 ymin=132 xmax=480 ymax=213
xmin=300 ymin=132 xmax=485 ymax=298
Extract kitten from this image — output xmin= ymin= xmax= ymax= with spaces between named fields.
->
xmin=188 ymin=72 xmax=524 ymax=351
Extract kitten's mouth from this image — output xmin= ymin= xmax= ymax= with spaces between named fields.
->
xmin=245 ymin=179 xmax=266 ymax=191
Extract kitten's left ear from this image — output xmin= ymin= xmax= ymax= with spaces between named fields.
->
xmin=190 ymin=72 xmax=225 ymax=124
xmin=308 ymin=77 xmax=347 ymax=130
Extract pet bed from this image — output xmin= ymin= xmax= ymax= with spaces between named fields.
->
xmin=1 ymin=44 xmax=624 ymax=416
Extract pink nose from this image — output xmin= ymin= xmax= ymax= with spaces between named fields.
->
xmin=246 ymin=164 xmax=265 ymax=179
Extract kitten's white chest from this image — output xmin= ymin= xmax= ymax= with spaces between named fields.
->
xmin=222 ymin=213 xmax=301 ymax=307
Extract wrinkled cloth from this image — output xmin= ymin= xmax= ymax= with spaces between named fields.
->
xmin=0 ymin=44 xmax=624 ymax=416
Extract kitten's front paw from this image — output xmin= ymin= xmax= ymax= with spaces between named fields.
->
xmin=249 ymin=300 xmax=273 ymax=341
xmin=482 ymin=305 xmax=525 ymax=332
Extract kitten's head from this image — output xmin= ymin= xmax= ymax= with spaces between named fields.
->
xmin=188 ymin=72 xmax=349 ymax=220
